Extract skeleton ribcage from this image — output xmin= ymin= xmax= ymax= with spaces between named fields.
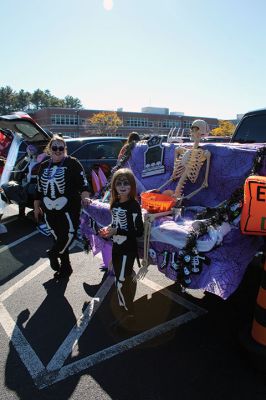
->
xmin=112 ymin=207 xmax=128 ymax=230
xmin=40 ymin=167 xmax=66 ymax=198
xmin=173 ymin=149 xmax=206 ymax=183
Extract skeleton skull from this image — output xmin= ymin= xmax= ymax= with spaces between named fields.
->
xmin=190 ymin=119 xmax=209 ymax=138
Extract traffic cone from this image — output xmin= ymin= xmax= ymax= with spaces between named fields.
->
xmin=240 ymin=252 xmax=266 ymax=372
xmin=251 ymin=257 xmax=266 ymax=345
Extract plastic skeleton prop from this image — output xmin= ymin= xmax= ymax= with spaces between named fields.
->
xmin=140 ymin=120 xmax=211 ymax=273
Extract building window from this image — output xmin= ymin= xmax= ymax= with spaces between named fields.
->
xmin=124 ymin=117 xmax=149 ymax=128
xmin=183 ymin=120 xmax=193 ymax=129
xmin=51 ymin=114 xmax=79 ymax=126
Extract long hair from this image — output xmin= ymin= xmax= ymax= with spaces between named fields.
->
xmin=110 ymin=168 xmax=137 ymax=208
xmin=126 ymin=131 xmax=140 ymax=145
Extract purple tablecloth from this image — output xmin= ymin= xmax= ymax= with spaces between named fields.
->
xmin=80 ymin=143 xmax=265 ymax=299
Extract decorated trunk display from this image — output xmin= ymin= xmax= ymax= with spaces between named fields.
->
xmin=80 ymin=140 xmax=266 ymax=300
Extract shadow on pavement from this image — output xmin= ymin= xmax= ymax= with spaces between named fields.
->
xmin=5 ymin=277 xmax=81 ymax=399
xmin=79 ymin=260 xmax=266 ymax=400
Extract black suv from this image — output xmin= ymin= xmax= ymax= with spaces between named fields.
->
xmin=231 ymin=109 xmax=266 ymax=143
xmin=0 ymin=113 xmax=125 ymax=215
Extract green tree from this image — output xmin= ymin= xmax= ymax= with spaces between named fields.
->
xmin=88 ymin=111 xmax=123 ymax=135
xmin=64 ymin=95 xmax=82 ymax=109
xmin=31 ymin=89 xmax=47 ymax=109
xmin=210 ymin=120 xmax=236 ymax=137
xmin=30 ymin=89 xmax=82 ymax=109
xmin=14 ymin=89 xmax=32 ymax=111
xmin=0 ymin=86 xmax=84 ymax=113
xmin=0 ymin=86 xmax=16 ymax=114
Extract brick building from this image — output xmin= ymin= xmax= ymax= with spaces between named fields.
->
xmin=29 ymin=107 xmax=219 ymax=138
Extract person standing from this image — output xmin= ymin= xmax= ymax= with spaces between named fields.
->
xmin=34 ymin=135 xmax=91 ymax=279
xmin=99 ymin=168 xmax=144 ymax=323
xmin=117 ymin=131 xmax=140 ymax=160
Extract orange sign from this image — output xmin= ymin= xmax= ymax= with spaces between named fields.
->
xmin=241 ymin=175 xmax=266 ymax=236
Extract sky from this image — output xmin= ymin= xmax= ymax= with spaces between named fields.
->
xmin=1 ymin=0 xmax=266 ymax=120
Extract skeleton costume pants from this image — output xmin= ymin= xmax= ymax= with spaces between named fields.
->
xmin=110 ymin=198 xmax=144 ymax=314
xmin=112 ymin=252 xmax=137 ymax=314
xmin=45 ymin=209 xmax=79 ymax=251
xmin=45 ymin=209 xmax=80 ymax=270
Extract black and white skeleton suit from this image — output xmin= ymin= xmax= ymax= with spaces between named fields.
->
xmin=111 ymin=198 xmax=144 ymax=312
xmin=36 ymin=156 xmax=89 ymax=272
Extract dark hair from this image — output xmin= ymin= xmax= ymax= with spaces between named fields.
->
xmin=126 ymin=132 xmax=140 ymax=145
xmin=110 ymin=168 xmax=137 ymax=207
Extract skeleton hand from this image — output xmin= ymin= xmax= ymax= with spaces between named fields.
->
xmin=81 ymin=191 xmax=92 ymax=207
xmin=99 ymin=226 xmax=117 ymax=238
xmin=133 ymin=265 xmax=148 ymax=282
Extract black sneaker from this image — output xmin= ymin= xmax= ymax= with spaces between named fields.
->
xmin=47 ymin=250 xmax=60 ymax=271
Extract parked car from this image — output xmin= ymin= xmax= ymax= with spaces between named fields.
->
xmin=0 ymin=112 xmax=126 ymax=217
xmin=65 ymin=136 xmax=126 ymax=191
xmin=231 ymin=109 xmax=266 ymax=143
xmin=201 ymin=136 xmax=232 ymax=143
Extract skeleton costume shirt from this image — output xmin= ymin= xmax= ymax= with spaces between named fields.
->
xmin=36 ymin=156 xmax=89 ymax=262
xmin=110 ymin=198 xmax=144 ymax=312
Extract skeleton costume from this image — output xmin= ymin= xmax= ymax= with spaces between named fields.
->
xmin=36 ymin=156 xmax=89 ymax=275
xmin=111 ymin=199 xmax=144 ymax=313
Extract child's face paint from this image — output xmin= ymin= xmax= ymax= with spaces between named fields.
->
xmin=115 ymin=178 xmax=131 ymax=198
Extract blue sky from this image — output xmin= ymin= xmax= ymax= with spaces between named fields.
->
xmin=1 ymin=0 xmax=266 ymax=119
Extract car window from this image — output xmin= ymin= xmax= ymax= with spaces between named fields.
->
xmin=70 ymin=141 xmax=124 ymax=160
xmin=232 ymin=115 xmax=266 ymax=143
xmin=17 ymin=141 xmax=27 ymax=160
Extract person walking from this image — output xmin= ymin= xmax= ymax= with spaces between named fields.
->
xmin=99 ymin=168 xmax=144 ymax=325
xmin=117 ymin=131 xmax=140 ymax=160
xmin=34 ymin=135 xmax=91 ymax=279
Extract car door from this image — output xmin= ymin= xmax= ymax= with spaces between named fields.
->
xmin=69 ymin=139 xmax=125 ymax=189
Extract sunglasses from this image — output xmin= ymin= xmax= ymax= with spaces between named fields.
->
xmin=51 ymin=145 xmax=65 ymax=152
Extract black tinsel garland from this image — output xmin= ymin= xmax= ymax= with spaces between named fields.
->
xmin=175 ymin=145 xmax=266 ymax=287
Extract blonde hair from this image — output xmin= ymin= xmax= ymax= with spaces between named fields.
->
xmin=110 ymin=168 xmax=137 ymax=208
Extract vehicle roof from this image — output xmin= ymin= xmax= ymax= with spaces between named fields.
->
xmin=242 ymin=108 xmax=266 ymax=117
xmin=65 ymin=136 xmax=126 ymax=142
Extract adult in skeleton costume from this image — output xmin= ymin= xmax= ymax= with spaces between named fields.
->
xmin=34 ymin=135 xmax=90 ymax=279
xmin=99 ymin=168 xmax=144 ymax=316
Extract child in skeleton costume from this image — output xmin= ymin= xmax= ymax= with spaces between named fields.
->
xmin=99 ymin=168 xmax=144 ymax=315
xmin=34 ymin=135 xmax=91 ymax=279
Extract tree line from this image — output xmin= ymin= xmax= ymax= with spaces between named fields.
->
xmin=0 ymin=86 xmax=83 ymax=115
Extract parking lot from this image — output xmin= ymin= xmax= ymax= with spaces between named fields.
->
xmin=0 ymin=205 xmax=266 ymax=399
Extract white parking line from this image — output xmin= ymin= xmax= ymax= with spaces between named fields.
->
xmin=141 ymin=277 xmax=207 ymax=315
xmin=0 ymin=303 xmax=45 ymax=379
xmin=0 ymin=230 xmax=39 ymax=254
xmin=46 ymin=275 xmax=114 ymax=372
xmin=0 ymin=257 xmax=207 ymax=389
xmin=39 ymin=311 xmax=197 ymax=389
xmin=0 ymin=261 xmax=49 ymax=302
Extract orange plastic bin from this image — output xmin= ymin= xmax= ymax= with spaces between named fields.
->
xmin=141 ymin=192 xmax=176 ymax=213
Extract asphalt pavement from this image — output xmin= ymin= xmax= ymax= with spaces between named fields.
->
xmin=0 ymin=204 xmax=266 ymax=400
